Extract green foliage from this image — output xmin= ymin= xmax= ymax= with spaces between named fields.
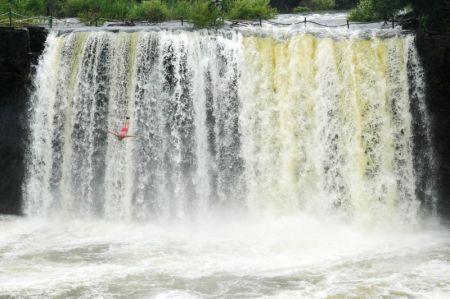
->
xmin=63 ymin=0 xmax=131 ymax=19
xmin=348 ymin=0 xmax=376 ymax=21
xmin=99 ymin=0 xmax=130 ymax=20
xmin=188 ymin=0 xmax=220 ymax=27
xmin=372 ymin=0 xmax=407 ymax=20
xmin=311 ymin=0 xmax=335 ymax=10
xmin=410 ymin=0 xmax=450 ymax=31
xmin=170 ymin=0 xmax=191 ymax=19
xmin=130 ymin=0 xmax=169 ymax=22
xmin=0 ymin=0 xmax=280 ymax=25
xmin=349 ymin=0 xmax=408 ymax=21
xmin=226 ymin=0 xmax=277 ymax=20
xmin=63 ymin=0 xmax=93 ymax=17
xmin=349 ymin=0 xmax=450 ymax=32
xmin=45 ymin=0 xmax=63 ymax=15
xmin=335 ymin=0 xmax=357 ymax=9
xmin=1 ymin=0 xmax=43 ymax=14
xmin=24 ymin=0 xmax=45 ymax=14
xmin=292 ymin=0 xmax=334 ymax=12
xmin=293 ymin=5 xmax=311 ymax=13
xmin=417 ymin=14 xmax=430 ymax=30
xmin=221 ymin=0 xmax=233 ymax=13
xmin=0 ymin=0 xmax=446 ymax=31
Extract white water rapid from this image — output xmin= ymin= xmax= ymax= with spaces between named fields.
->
xmin=1 ymin=19 xmax=449 ymax=298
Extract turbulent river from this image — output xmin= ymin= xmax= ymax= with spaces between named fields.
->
xmin=1 ymin=14 xmax=449 ymax=298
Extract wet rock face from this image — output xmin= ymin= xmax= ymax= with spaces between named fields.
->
xmin=416 ymin=30 xmax=450 ymax=217
xmin=0 ymin=28 xmax=30 ymax=99
xmin=28 ymin=26 xmax=48 ymax=64
xmin=0 ymin=26 xmax=47 ymax=215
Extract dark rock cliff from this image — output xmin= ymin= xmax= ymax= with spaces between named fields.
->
xmin=0 ymin=26 xmax=47 ymax=215
xmin=416 ymin=30 xmax=450 ymax=217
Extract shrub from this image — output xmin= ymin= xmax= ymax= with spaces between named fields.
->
xmin=221 ymin=0 xmax=233 ymax=14
xmin=0 ymin=0 xmax=279 ymax=24
xmin=372 ymin=0 xmax=407 ymax=20
xmin=348 ymin=0 xmax=407 ymax=21
xmin=24 ymin=0 xmax=45 ymax=15
xmin=99 ymin=0 xmax=130 ymax=20
xmin=312 ymin=0 xmax=335 ymax=10
xmin=0 ymin=0 xmax=42 ymax=15
xmin=130 ymin=0 xmax=169 ymax=22
xmin=226 ymin=0 xmax=277 ymax=20
xmin=170 ymin=0 xmax=191 ymax=19
xmin=292 ymin=0 xmax=334 ymax=12
xmin=348 ymin=0 xmax=376 ymax=21
xmin=293 ymin=5 xmax=311 ymax=13
xmin=63 ymin=0 xmax=95 ymax=18
xmin=188 ymin=0 xmax=220 ymax=27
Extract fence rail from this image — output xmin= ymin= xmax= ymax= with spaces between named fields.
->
xmin=0 ymin=9 xmax=399 ymax=29
xmin=265 ymin=17 xmax=397 ymax=28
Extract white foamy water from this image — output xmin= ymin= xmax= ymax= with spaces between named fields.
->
xmin=6 ymin=13 xmax=448 ymax=298
xmin=0 ymin=216 xmax=449 ymax=298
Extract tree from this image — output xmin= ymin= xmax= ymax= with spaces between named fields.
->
xmin=349 ymin=0 xmax=407 ymax=21
xmin=350 ymin=0 xmax=450 ymax=30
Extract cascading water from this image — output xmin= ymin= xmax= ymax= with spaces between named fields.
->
xmin=24 ymin=29 xmax=431 ymax=224
xmin=2 ymin=22 xmax=449 ymax=298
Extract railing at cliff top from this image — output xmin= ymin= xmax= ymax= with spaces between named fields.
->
xmin=0 ymin=10 xmax=399 ymax=29
xmin=265 ymin=18 xmax=398 ymax=29
xmin=0 ymin=11 xmax=82 ymax=28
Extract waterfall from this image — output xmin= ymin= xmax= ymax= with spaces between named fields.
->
xmin=23 ymin=29 xmax=432 ymax=224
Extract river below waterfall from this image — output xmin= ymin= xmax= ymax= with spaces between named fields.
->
xmin=1 ymin=215 xmax=449 ymax=298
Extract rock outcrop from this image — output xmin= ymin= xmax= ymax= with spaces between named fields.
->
xmin=416 ymin=30 xmax=450 ymax=217
xmin=0 ymin=26 xmax=47 ymax=215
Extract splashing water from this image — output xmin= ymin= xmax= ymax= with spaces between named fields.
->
xmin=1 ymin=215 xmax=449 ymax=298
